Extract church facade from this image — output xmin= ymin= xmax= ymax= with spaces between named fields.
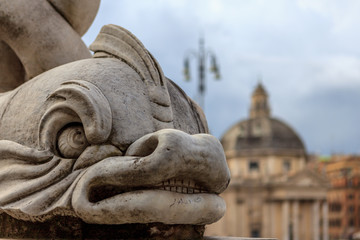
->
xmin=206 ymin=83 xmax=329 ymax=240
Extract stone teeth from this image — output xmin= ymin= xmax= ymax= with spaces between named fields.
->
xmin=158 ymin=178 xmax=206 ymax=194
xmin=188 ymin=180 xmax=195 ymax=188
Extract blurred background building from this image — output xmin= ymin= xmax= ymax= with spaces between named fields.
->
xmin=206 ymin=83 xmax=329 ymax=240
xmin=312 ymin=155 xmax=360 ymax=239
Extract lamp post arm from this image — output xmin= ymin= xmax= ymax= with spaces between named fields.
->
xmin=182 ymin=37 xmax=220 ymax=110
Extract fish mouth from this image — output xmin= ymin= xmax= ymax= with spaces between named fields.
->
xmin=72 ymin=129 xmax=230 ymax=225
xmin=88 ymin=178 xmax=209 ymax=203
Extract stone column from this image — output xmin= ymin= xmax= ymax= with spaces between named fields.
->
xmin=282 ymin=200 xmax=289 ymax=240
xmin=236 ymin=199 xmax=245 ymax=236
xmin=262 ymin=201 xmax=270 ymax=237
xmin=322 ymin=201 xmax=329 ymax=240
xmin=313 ymin=200 xmax=320 ymax=240
xmin=242 ymin=200 xmax=248 ymax=237
xmin=270 ymin=201 xmax=276 ymax=237
xmin=225 ymin=192 xmax=237 ymax=236
xmin=292 ymin=201 xmax=299 ymax=240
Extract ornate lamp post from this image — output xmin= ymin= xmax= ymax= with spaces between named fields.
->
xmin=183 ymin=37 xmax=220 ymax=110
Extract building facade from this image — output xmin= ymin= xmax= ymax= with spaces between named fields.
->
xmin=326 ymin=156 xmax=360 ymax=239
xmin=206 ymin=83 xmax=329 ymax=240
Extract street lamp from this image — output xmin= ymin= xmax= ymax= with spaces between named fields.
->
xmin=183 ymin=37 xmax=220 ymax=110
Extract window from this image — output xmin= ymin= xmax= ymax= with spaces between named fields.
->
xmin=330 ymin=203 xmax=342 ymax=212
xmin=341 ymin=168 xmax=351 ymax=177
xmin=236 ymin=198 xmax=243 ymax=204
xmin=251 ymin=229 xmax=260 ymax=238
xmin=249 ymin=161 xmax=259 ymax=171
xmin=349 ymin=218 xmax=354 ymax=227
xmin=348 ymin=205 xmax=354 ymax=213
xmin=329 ymin=219 xmax=341 ymax=227
xmin=239 ymin=125 xmax=245 ymax=136
xmin=283 ymin=159 xmax=291 ymax=172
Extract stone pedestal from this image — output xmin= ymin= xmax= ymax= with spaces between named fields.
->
xmin=204 ymin=237 xmax=276 ymax=240
xmin=0 ymin=213 xmax=204 ymax=240
xmin=0 ymin=214 xmax=278 ymax=240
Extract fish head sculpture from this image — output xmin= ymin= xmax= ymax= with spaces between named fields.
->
xmin=0 ymin=25 xmax=230 ymax=225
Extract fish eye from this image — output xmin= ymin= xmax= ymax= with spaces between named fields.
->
xmin=57 ymin=123 xmax=89 ymax=158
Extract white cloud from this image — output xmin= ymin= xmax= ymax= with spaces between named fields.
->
xmin=308 ymin=56 xmax=360 ymax=87
xmin=297 ymin=0 xmax=360 ymax=33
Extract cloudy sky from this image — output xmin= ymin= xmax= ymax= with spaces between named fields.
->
xmin=83 ymin=0 xmax=360 ymax=156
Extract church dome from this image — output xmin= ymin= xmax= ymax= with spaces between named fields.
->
xmin=221 ymin=83 xmax=306 ymax=157
xmin=221 ymin=117 xmax=306 ymax=157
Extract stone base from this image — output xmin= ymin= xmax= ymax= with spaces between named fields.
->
xmin=0 ymin=213 xmax=204 ymax=239
xmin=0 ymin=214 xmax=277 ymax=240
xmin=204 ymin=237 xmax=276 ymax=240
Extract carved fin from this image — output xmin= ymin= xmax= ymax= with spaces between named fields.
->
xmin=90 ymin=24 xmax=174 ymax=129
xmin=90 ymin=24 xmax=164 ymax=87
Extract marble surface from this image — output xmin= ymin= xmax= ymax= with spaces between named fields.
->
xmin=0 ymin=1 xmax=231 ymax=239
xmin=0 ymin=26 xmax=230 ymax=225
xmin=0 ymin=2 xmax=231 ymax=230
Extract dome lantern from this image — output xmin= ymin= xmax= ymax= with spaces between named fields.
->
xmin=250 ymin=83 xmax=270 ymax=119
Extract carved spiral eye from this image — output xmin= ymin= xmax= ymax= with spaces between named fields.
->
xmin=57 ymin=124 xmax=89 ymax=158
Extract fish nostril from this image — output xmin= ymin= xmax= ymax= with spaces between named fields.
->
xmin=125 ymin=135 xmax=159 ymax=157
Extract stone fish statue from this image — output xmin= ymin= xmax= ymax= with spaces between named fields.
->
xmin=0 ymin=2 xmax=230 ymax=234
